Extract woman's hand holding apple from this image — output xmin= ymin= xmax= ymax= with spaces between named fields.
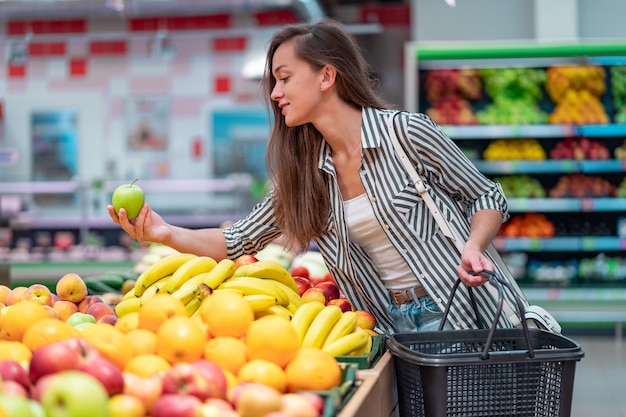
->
xmin=107 ymin=203 xmax=171 ymax=245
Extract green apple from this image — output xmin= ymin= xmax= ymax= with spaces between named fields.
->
xmin=0 ymin=395 xmax=37 ymax=417
xmin=111 ymin=179 xmax=145 ymax=220
xmin=41 ymin=371 xmax=109 ymax=417
xmin=65 ymin=312 xmax=96 ymax=328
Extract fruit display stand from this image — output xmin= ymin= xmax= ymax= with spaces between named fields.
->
xmin=403 ymin=41 xmax=626 ymax=335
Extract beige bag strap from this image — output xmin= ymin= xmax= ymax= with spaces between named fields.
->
xmin=386 ymin=112 xmax=523 ymax=327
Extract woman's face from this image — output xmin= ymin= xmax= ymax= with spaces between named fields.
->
xmin=270 ymin=40 xmax=324 ymax=127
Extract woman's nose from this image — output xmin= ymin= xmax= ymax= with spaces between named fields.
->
xmin=270 ymin=85 xmax=282 ymax=101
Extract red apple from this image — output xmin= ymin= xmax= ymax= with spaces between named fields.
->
xmin=122 ymin=372 xmax=163 ymax=412
xmin=78 ymin=355 xmax=125 ymax=396
xmin=301 ymin=287 xmax=328 ymax=304
xmin=279 ymin=393 xmax=322 ymax=417
xmin=31 ymin=373 xmax=56 ymax=402
xmin=162 ymin=363 xmax=213 ymax=401
xmin=22 ymin=284 xmax=55 ymax=307
xmin=29 ymin=337 xmax=100 ymax=384
xmin=0 ymin=359 xmax=31 ymax=391
xmin=233 ymin=382 xmax=282 ymax=417
xmin=234 ymin=255 xmax=258 ymax=269
xmin=151 ymin=393 xmax=202 ymax=417
xmin=327 ymin=298 xmax=353 ymax=313
xmin=355 ymin=309 xmax=377 ymax=331
xmin=1 ymin=379 xmax=29 ymax=398
xmin=289 ymin=266 xmax=310 ymax=280
xmin=315 ymin=281 xmax=340 ymax=301
xmin=308 ymin=271 xmax=335 ymax=286
xmin=192 ymin=359 xmax=228 ymax=400
xmin=297 ymin=392 xmax=325 ymax=415
xmin=293 ymin=276 xmax=312 ymax=297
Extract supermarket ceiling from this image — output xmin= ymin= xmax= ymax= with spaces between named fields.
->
xmin=0 ymin=0 xmax=325 ymax=20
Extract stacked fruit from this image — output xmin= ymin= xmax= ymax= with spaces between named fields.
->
xmin=549 ymin=173 xmax=616 ymax=198
xmin=499 ymin=213 xmax=555 ymax=238
xmin=617 ymin=177 xmax=626 ymax=198
xmin=477 ymin=68 xmax=548 ymax=125
xmin=549 ymin=136 xmax=611 ymax=160
xmin=614 ymin=139 xmax=626 ymax=160
xmin=482 ymin=138 xmax=546 ymax=160
xmin=0 ymin=254 xmax=379 ymax=416
xmin=546 ymin=65 xmax=610 ymax=124
xmin=422 ymin=68 xmax=482 ymax=125
xmin=493 ymin=175 xmax=546 ymax=198
xmin=610 ymin=65 xmax=626 ymax=123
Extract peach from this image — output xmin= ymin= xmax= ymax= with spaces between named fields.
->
xmin=0 ymin=285 xmax=12 ymax=305
xmin=78 ymin=295 xmax=104 ymax=314
xmin=5 ymin=286 xmax=28 ymax=306
xmin=22 ymin=284 xmax=55 ymax=307
xmin=53 ymin=300 xmax=79 ymax=322
xmin=355 ymin=309 xmax=377 ymax=331
xmin=55 ymin=273 xmax=88 ymax=304
xmin=98 ymin=315 xmax=119 ymax=326
xmin=301 ymin=287 xmax=327 ymax=304
xmin=88 ymin=302 xmax=116 ymax=321
xmin=327 ymin=298 xmax=354 ymax=313
xmin=42 ymin=305 xmax=59 ymax=319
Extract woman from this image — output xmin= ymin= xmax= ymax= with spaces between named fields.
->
xmin=109 ymin=19 xmax=515 ymax=334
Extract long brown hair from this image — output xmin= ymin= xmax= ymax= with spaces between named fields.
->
xmin=261 ymin=19 xmax=390 ymax=252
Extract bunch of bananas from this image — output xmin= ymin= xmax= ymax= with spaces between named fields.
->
xmin=115 ymin=254 xmax=303 ymax=320
xmin=291 ymin=301 xmax=372 ymax=357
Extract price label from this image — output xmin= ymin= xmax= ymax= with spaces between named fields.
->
xmin=528 ymin=238 xmax=541 ymax=251
xmin=580 ymin=199 xmax=594 ymax=212
xmin=620 ymin=239 xmax=626 ymax=250
xmin=561 ymin=124 xmax=576 ymax=136
xmin=581 ymin=237 xmax=595 ymax=251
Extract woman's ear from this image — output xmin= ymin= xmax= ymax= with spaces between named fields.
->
xmin=320 ymin=65 xmax=337 ymax=91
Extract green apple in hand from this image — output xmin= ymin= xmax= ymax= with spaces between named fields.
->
xmin=112 ymin=179 xmax=145 ymax=220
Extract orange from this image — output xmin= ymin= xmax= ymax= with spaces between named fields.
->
xmin=125 ymin=328 xmax=157 ymax=357
xmin=284 ymin=347 xmax=342 ymax=392
xmin=124 ymin=353 xmax=171 ymax=378
xmin=245 ymin=315 xmax=300 ymax=368
xmin=0 ymin=301 xmax=50 ymax=341
xmin=138 ymin=293 xmax=187 ymax=333
xmin=115 ymin=311 xmax=139 ymax=333
xmin=222 ymin=369 xmax=239 ymax=391
xmin=0 ymin=403 xmax=8 ymax=417
xmin=203 ymin=336 xmax=248 ymax=375
xmin=238 ymin=358 xmax=288 ymax=393
xmin=199 ymin=291 xmax=254 ymax=338
xmin=21 ymin=318 xmax=79 ymax=351
xmin=81 ymin=323 xmax=133 ymax=370
xmin=0 ymin=341 xmax=32 ymax=362
xmin=155 ymin=316 xmax=207 ymax=364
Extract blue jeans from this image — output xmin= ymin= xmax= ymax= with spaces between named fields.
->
xmin=387 ymin=294 xmax=452 ymax=332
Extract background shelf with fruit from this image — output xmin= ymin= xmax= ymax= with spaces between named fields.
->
xmin=405 ymin=41 xmax=626 ymax=309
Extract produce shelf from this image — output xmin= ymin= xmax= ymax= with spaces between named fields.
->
xmin=494 ymin=237 xmax=626 ymax=252
xmin=507 ymin=198 xmax=626 ymax=212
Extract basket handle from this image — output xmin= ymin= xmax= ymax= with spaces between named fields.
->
xmin=438 ymin=270 xmax=535 ymax=360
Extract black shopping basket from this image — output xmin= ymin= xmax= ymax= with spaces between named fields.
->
xmin=387 ymin=272 xmax=584 ymax=417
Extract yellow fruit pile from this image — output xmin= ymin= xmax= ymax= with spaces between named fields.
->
xmin=482 ymin=138 xmax=546 ymax=161
xmin=546 ymin=65 xmax=609 ymax=124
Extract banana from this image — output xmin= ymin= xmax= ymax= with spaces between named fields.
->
xmin=349 ymin=329 xmax=374 ymax=356
xmin=290 ymin=301 xmax=327 ymax=344
xmin=166 ymin=256 xmax=218 ymax=293
xmin=244 ymin=294 xmax=279 ymax=313
xmin=139 ymin=274 xmax=172 ymax=304
xmin=322 ymin=328 xmax=370 ymax=357
xmin=185 ymin=296 xmax=203 ymax=317
xmin=322 ymin=310 xmax=359 ymax=349
xmin=255 ymin=304 xmax=294 ymax=320
xmin=134 ymin=253 xmax=198 ymax=297
xmin=264 ymin=280 xmax=304 ymax=310
xmin=301 ymin=304 xmax=343 ymax=348
xmin=171 ymin=281 xmax=201 ymax=305
xmin=114 ymin=296 xmax=141 ymax=317
xmin=234 ymin=260 xmax=299 ymax=294
xmin=218 ymin=276 xmax=289 ymax=306
xmin=197 ymin=259 xmax=237 ymax=290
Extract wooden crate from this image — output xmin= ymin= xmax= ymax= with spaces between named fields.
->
xmin=338 ymin=351 xmax=398 ymax=417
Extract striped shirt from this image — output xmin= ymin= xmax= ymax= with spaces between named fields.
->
xmin=223 ymin=107 xmax=516 ymax=334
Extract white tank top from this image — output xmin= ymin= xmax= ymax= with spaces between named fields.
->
xmin=343 ymin=193 xmax=419 ymax=290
